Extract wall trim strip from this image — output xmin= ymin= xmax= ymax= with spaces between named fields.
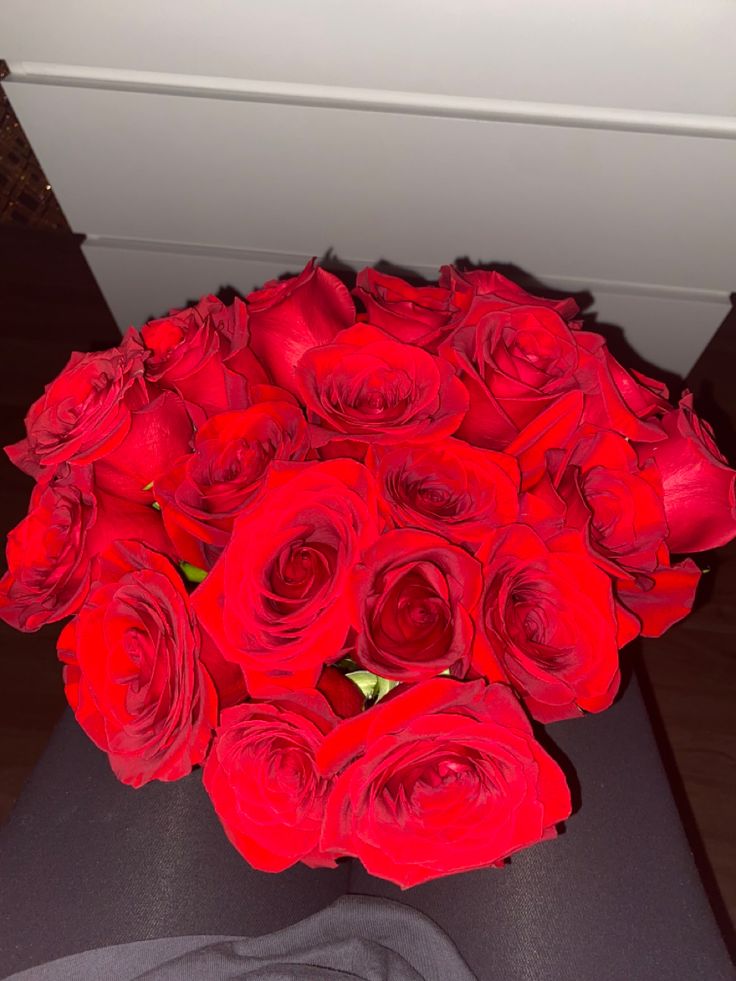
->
xmin=83 ymin=235 xmax=732 ymax=304
xmin=7 ymin=61 xmax=736 ymax=140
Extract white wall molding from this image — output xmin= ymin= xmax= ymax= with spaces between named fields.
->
xmin=8 ymin=62 xmax=736 ymax=141
xmin=81 ymin=238 xmax=733 ymax=375
xmin=85 ymin=234 xmax=732 ymax=306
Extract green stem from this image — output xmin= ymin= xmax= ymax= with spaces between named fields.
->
xmin=180 ymin=561 xmax=207 ymax=584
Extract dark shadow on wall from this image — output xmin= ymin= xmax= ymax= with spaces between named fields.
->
xmin=165 ymin=252 xmax=736 ymax=453
xmin=693 ymin=377 xmax=736 ymax=464
xmin=333 ymin=252 xmax=687 ymax=395
xmin=440 ymin=257 xmax=686 ymax=396
xmin=149 ymin=252 xmax=736 ymax=423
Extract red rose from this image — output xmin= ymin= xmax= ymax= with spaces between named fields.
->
xmin=197 ymin=627 xmax=249 ymax=710
xmin=645 ymin=393 xmax=736 ymax=552
xmin=549 ymin=430 xmax=700 ymax=637
xmin=572 ymin=331 xmax=667 ymax=440
xmin=296 ymin=323 xmax=468 ymax=448
xmin=196 ymin=295 xmax=271 ymax=393
xmin=440 ymin=265 xmax=581 ymax=323
xmin=473 ymin=523 xmax=621 ymax=722
xmin=600 ymin=358 xmax=670 ymax=424
xmin=193 ymin=460 xmax=382 ymax=696
xmin=506 ymin=391 xmax=585 ymax=490
xmin=554 ymin=431 xmax=668 ymax=572
xmin=316 ymin=666 xmax=365 ymax=718
xmin=58 ymin=541 xmax=217 ymax=787
xmin=352 ymin=529 xmax=483 ymax=681
xmin=353 ymin=267 xmax=461 ymax=349
xmin=93 ymin=390 xmax=195 ymax=504
xmin=140 ymin=295 xmax=266 ymax=420
xmin=443 ymin=306 xmax=582 ymax=449
xmin=0 ymin=464 xmax=173 ymax=632
xmin=442 ymin=305 xmax=664 ymax=451
xmin=155 ymin=398 xmax=309 ymax=568
xmin=247 ymin=260 xmax=355 ymax=392
xmin=6 ymin=332 xmax=148 ymax=476
xmin=204 ymin=690 xmax=339 ymax=872
xmin=615 ymin=556 xmax=701 ymax=639
xmin=366 ymin=438 xmax=519 ymax=547
xmin=318 ymin=678 xmax=571 ymax=887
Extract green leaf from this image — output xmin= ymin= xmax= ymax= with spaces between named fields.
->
xmin=180 ymin=561 xmax=207 ymax=584
xmin=345 ymin=669 xmax=398 ymax=705
xmin=375 ymin=675 xmax=399 ymax=701
xmin=345 ymin=670 xmax=379 ymax=701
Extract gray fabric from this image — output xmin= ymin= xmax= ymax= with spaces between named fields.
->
xmin=0 ymin=673 xmax=733 ymax=981
xmin=0 ymin=711 xmax=350 ymax=973
xmin=3 ymin=897 xmax=476 ymax=981
xmin=3 ymin=936 xmax=236 ymax=981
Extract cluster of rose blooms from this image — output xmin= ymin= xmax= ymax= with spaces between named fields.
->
xmin=2 ymin=260 xmax=735 ymax=887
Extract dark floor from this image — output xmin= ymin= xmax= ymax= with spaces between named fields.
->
xmin=0 ymin=225 xmax=734 ymax=938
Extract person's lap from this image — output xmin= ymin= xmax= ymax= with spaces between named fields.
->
xmin=0 ymin=711 xmax=349 ymax=974
xmin=0 ymin=674 xmax=732 ymax=980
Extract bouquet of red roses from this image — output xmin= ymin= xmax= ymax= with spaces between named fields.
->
xmin=2 ymin=260 xmax=734 ymax=887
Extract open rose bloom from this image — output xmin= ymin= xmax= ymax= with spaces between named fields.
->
xmin=3 ymin=259 xmax=735 ymax=888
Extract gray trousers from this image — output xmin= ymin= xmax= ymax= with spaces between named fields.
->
xmin=0 ymin=669 xmax=732 ymax=980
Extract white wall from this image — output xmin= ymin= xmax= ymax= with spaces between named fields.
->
xmin=3 ymin=0 xmax=736 ymax=114
xmin=2 ymin=1 xmax=734 ymax=375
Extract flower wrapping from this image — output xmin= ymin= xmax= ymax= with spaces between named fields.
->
xmin=2 ymin=260 xmax=734 ymax=887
